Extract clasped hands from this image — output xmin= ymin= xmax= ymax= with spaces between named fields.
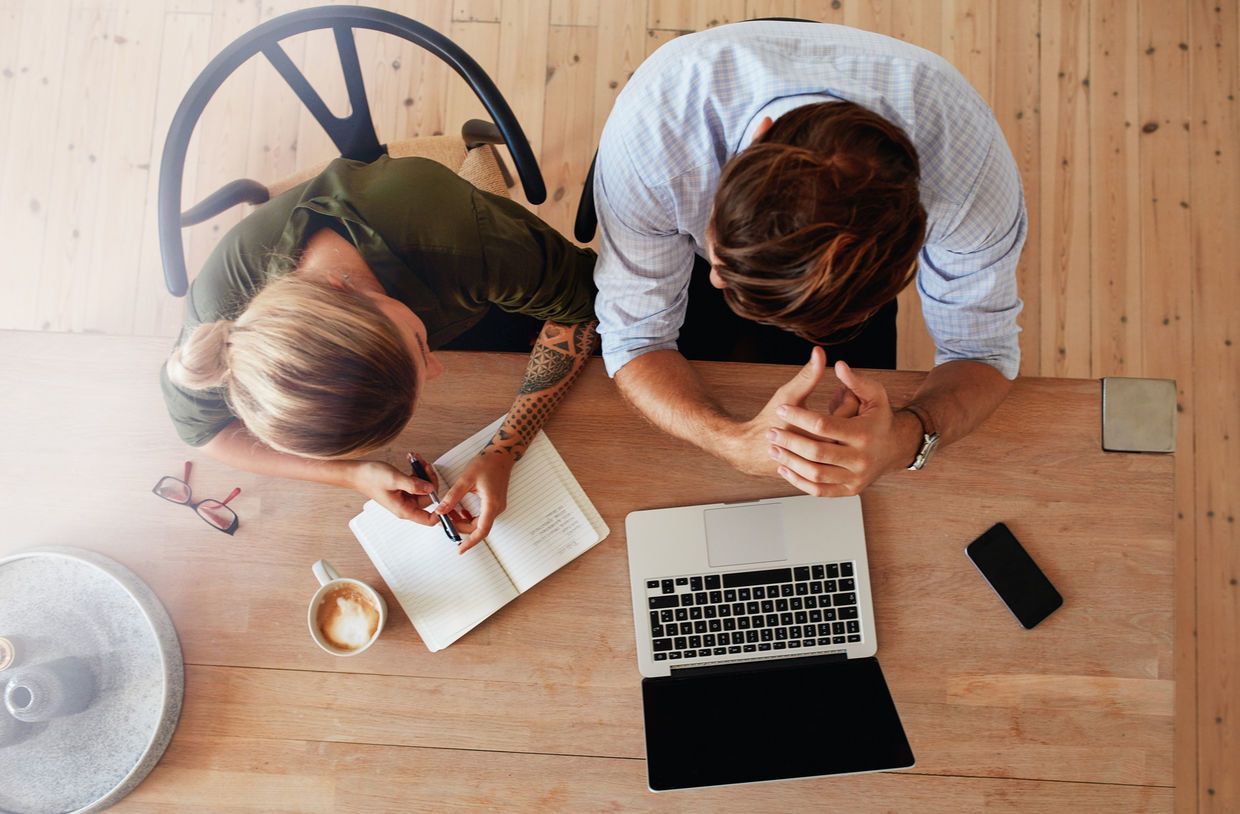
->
xmin=725 ymin=346 xmax=919 ymax=497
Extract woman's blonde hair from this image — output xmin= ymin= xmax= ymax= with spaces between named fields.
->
xmin=167 ymin=275 xmax=417 ymax=458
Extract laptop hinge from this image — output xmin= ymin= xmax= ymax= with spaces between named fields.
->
xmin=664 ymin=651 xmax=847 ymax=680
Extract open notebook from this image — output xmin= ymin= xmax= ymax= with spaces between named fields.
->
xmin=348 ymin=418 xmax=609 ymax=652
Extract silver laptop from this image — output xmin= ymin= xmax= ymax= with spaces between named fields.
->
xmin=626 ymin=494 xmax=914 ymax=791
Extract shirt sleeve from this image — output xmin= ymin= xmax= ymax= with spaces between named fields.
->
xmin=592 ymin=132 xmax=700 ymax=377
xmin=470 ymin=187 xmax=598 ymax=325
xmin=918 ymin=128 xmax=1026 ymax=380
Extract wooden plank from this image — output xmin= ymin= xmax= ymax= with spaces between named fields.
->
xmin=1089 ymin=0 xmax=1141 ymax=377
xmin=355 ymin=0 xmax=451 ymax=144
xmin=845 ymin=0 xmax=893 ymax=35
xmin=538 ymin=24 xmax=597 ymax=239
xmin=647 ymin=0 xmax=746 ymax=31
xmin=550 ymin=0 xmax=599 ymax=26
xmin=119 ymin=735 xmax=1175 ymax=813
xmin=746 ymin=0 xmax=798 ymax=20
xmin=1038 ymin=0 xmax=1091 ymax=378
xmin=993 ymin=0 xmax=1041 ymax=377
xmin=132 ymin=9 xmax=212 ymax=338
xmin=889 ymin=0 xmax=943 ymax=51
xmin=796 ymin=0 xmax=847 ymax=24
xmin=1189 ymin=0 xmax=1240 ymax=809
xmin=941 ymin=0 xmax=994 ymax=103
xmin=245 ymin=0 xmax=311 ymax=188
xmin=443 ymin=20 xmax=500 ymax=128
xmin=645 ymin=27 xmax=682 ymax=58
xmin=181 ymin=0 xmax=261 ymax=290
xmin=0 ymin=1 xmax=23 ymax=192
xmin=495 ymin=0 xmax=550 ymax=209
xmin=33 ymin=2 xmax=117 ymax=332
xmin=0 ymin=333 xmax=1176 ymax=789
xmin=1136 ymin=3 xmax=1195 ymax=810
xmin=592 ymin=0 xmax=646 ymax=144
xmin=0 ymin=0 xmax=61 ymax=332
xmin=71 ymin=0 xmax=165 ymax=336
xmin=453 ymin=0 xmax=502 ymax=23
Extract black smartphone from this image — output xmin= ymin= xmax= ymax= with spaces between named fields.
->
xmin=966 ymin=523 xmax=1062 ymax=629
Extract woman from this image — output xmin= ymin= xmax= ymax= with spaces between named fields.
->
xmin=162 ymin=155 xmax=598 ymax=552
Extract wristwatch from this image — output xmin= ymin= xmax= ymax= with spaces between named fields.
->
xmin=902 ymin=403 xmax=941 ymax=471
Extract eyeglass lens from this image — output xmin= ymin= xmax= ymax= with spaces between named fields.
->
xmin=154 ymin=477 xmax=191 ymax=504
xmin=196 ymin=500 xmax=237 ymax=531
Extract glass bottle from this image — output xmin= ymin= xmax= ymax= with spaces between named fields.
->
xmin=3 ymin=656 xmax=96 ymax=722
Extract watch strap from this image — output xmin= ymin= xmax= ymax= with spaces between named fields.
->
xmin=902 ymin=402 xmax=936 ymax=437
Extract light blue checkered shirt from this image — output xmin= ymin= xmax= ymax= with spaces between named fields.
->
xmin=593 ymin=21 xmax=1025 ymax=378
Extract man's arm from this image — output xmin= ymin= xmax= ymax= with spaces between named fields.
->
xmin=617 ymin=346 xmax=850 ymax=477
xmin=769 ymin=128 xmax=1027 ymax=496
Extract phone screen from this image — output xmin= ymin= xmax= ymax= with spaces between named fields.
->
xmin=966 ymin=523 xmax=1062 ymax=629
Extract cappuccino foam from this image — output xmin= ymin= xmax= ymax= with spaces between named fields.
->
xmin=316 ymin=586 xmax=380 ymax=650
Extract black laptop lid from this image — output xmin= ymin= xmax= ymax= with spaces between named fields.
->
xmin=642 ymin=655 xmax=914 ymax=791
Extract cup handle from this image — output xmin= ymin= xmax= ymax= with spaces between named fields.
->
xmin=312 ymin=560 xmax=341 ymax=587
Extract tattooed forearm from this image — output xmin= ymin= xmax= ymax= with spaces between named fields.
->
xmin=516 ymin=345 xmax=577 ymax=395
xmin=484 ymin=320 xmax=598 ymax=460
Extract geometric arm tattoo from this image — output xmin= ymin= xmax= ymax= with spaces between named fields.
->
xmin=483 ymin=319 xmax=598 ymax=461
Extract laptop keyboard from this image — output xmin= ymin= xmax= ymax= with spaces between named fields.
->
xmin=645 ymin=562 xmax=862 ymax=662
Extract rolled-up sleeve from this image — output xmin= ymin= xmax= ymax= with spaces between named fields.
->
xmin=918 ymin=129 xmax=1026 ymax=379
xmin=593 ymin=131 xmax=700 ymax=376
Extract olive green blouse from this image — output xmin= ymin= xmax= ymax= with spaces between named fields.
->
xmin=160 ymin=155 xmax=597 ymax=447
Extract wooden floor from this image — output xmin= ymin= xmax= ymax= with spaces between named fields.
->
xmin=0 ymin=0 xmax=1234 ymax=811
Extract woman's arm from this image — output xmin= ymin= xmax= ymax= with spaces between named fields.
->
xmin=200 ymin=421 xmax=444 ymax=524
xmin=436 ymin=318 xmax=598 ymax=551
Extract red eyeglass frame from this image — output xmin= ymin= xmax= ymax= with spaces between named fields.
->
xmin=152 ymin=461 xmax=241 ymax=535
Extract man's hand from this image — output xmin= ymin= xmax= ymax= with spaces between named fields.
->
xmin=767 ymin=361 xmax=923 ymax=496
xmin=723 ymin=346 xmax=860 ymax=476
xmin=434 ymin=452 xmax=517 ymax=554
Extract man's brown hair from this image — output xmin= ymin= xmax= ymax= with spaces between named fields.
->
xmin=709 ymin=101 xmax=927 ymax=342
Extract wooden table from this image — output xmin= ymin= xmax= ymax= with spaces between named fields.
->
xmin=0 ymin=332 xmax=1175 ymax=813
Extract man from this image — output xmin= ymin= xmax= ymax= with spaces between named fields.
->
xmin=593 ymin=20 xmax=1025 ymax=495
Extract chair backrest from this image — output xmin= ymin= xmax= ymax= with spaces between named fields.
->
xmin=158 ymin=5 xmax=545 ymax=297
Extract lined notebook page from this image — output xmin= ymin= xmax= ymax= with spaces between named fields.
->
xmin=349 ymin=501 xmax=517 ymax=652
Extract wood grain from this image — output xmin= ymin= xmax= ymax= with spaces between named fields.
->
xmin=0 ymin=333 xmax=1175 ymax=806
xmin=120 ymin=736 xmax=1174 ymax=813
xmin=1089 ymin=0 xmax=1142 ymax=377
xmin=993 ymin=0 xmax=1042 ymax=378
xmin=1188 ymin=1 xmax=1240 ymax=809
xmin=1039 ymin=0 xmax=1092 ymax=377
xmin=1137 ymin=2 xmax=1197 ymax=811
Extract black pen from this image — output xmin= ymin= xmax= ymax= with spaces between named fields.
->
xmin=408 ymin=454 xmax=462 ymax=543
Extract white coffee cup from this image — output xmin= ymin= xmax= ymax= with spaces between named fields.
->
xmin=307 ymin=560 xmax=387 ymax=656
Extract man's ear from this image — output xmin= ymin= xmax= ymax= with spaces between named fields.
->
xmin=752 ymin=116 xmax=774 ymax=145
xmin=708 ymin=266 xmax=727 ymax=290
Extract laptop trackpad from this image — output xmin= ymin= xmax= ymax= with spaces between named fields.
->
xmin=703 ymin=503 xmax=787 ymax=568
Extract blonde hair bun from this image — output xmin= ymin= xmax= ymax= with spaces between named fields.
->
xmin=167 ymin=320 xmax=233 ymax=390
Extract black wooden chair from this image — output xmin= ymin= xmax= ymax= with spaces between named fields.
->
xmin=157 ymin=5 xmax=547 ymax=351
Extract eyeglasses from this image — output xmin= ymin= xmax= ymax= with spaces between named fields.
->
xmin=152 ymin=461 xmax=241 ymax=535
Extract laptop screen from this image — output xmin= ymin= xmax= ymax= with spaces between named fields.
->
xmin=642 ymin=655 xmax=914 ymax=791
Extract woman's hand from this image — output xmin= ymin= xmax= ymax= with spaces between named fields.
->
xmin=347 ymin=460 xmax=440 ymax=525
xmin=434 ymin=452 xmax=517 ymax=554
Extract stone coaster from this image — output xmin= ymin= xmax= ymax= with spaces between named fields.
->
xmin=0 ymin=547 xmax=184 ymax=814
